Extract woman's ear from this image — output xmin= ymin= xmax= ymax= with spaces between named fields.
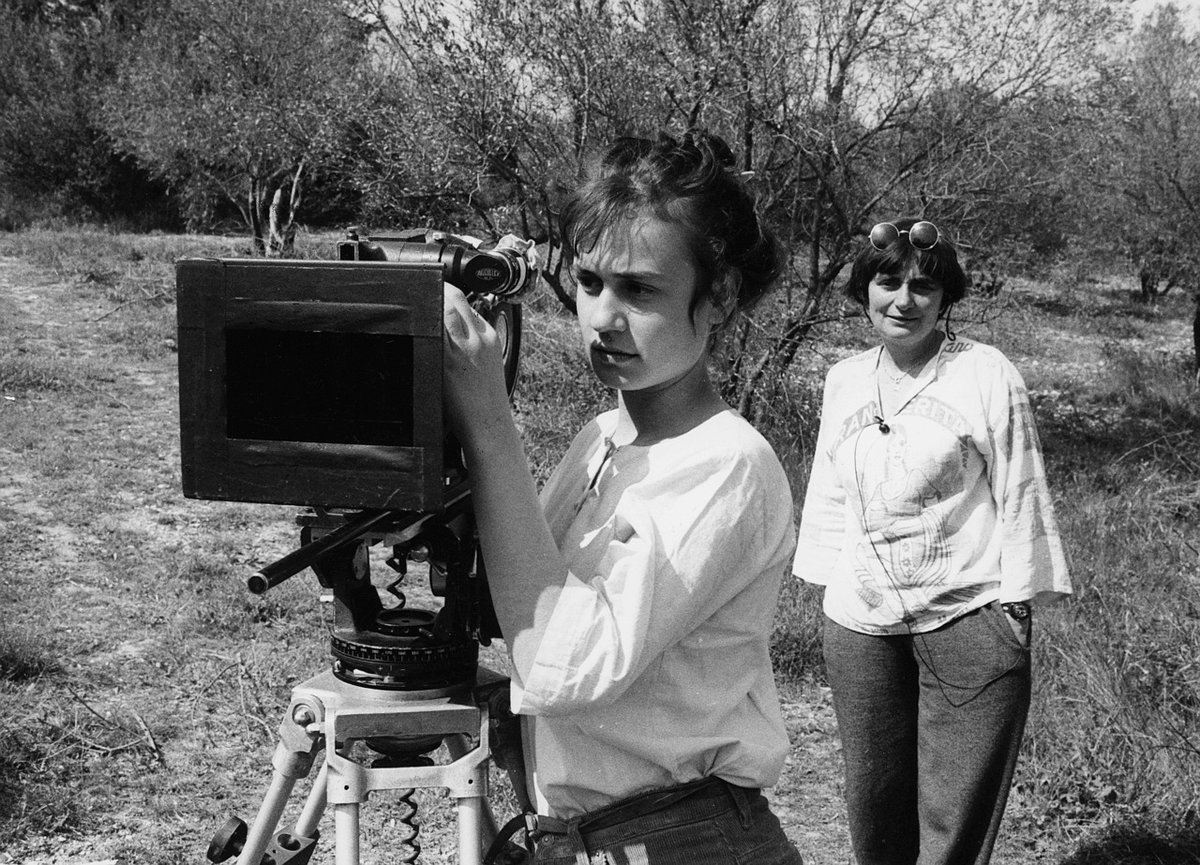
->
xmin=707 ymin=271 xmax=740 ymax=329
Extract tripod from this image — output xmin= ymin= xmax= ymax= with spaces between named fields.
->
xmin=209 ymin=668 xmax=506 ymax=865
xmin=208 ymin=503 xmax=515 ymax=865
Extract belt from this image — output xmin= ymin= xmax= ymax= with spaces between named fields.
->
xmin=484 ymin=776 xmax=756 ymax=865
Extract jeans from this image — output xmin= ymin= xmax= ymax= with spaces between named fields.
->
xmin=528 ymin=779 xmax=804 ymax=865
xmin=823 ymin=603 xmax=1031 ymax=865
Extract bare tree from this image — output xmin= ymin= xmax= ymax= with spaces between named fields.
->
xmin=357 ymin=0 xmax=1118 ymax=409
xmin=710 ymin=0 xmax=1121 ymax=413
xmin=1103 ymin=6 xmax=1200 ymax=298
xmin=350 ymin=0 xmax=668 ymax=309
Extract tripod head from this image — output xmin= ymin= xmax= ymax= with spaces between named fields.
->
xmin=249 ymin=492 xmax=500 ymax=693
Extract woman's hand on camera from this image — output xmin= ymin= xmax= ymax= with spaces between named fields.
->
xmin=442 ymin=285 xmax=513 ymax=446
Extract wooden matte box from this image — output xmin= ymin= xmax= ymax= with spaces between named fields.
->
xmin=175 ymin=258 xmax=450 ymax=511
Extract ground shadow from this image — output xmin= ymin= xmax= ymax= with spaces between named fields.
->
xmin=1059 ymin=821 xmax=1200 ymax=865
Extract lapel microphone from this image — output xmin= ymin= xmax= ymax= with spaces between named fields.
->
xmin=873 ymin=415 xmax=891 ymax=434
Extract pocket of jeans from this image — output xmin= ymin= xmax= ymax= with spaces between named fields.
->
xmin=983 ymin=601 xmax=1030 ymax=652
xmin=616 ymin=818 xmax=734 ymax=864
xmin=712 ymin=798 xmax=804 ymax=865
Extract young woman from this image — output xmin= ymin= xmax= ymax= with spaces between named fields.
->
xmin=442 ymin=130 xmax=804 ymax=864
xmin=793 ymin=218 xmax=1072 ymax=865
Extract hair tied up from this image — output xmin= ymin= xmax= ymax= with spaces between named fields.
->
xmin=601 ymin=136 xmax=656 ymax=172
xmin=560 ymin=126 xmax=782 ymax=319
xmin=680 ymin=128 xmax=735 ymax=169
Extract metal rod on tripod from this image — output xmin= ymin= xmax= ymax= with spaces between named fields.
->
xmin=247 ymin=488 xmax=475 ymax=595
xmin=236 ymin=743 xmax=305 ymax=865
xmin=457 ymin=799 xmax=484 ymax=865
xmin=247 ymin=509 xmax=396 ymax=594
xmin=334 ymin=803 xmax=361 ymax=865
xmin=446 ymin=733 xmax=499 ymax=855
xmin=293 ymin=761 xmax=328 ymax=841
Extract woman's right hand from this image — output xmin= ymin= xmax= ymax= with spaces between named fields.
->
xmin=442 ymin=285 xmax=515 ymax=448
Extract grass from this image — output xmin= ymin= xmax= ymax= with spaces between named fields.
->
xmin=0 ymin=626 xmax=59 ymax=682
xmin=0 ymin=354 xmax=94 ymax=393
xmin=967 ymin=286 xmax=1199 ymax=858
xmin=0 ymin=226 xmax=1197 ymax=863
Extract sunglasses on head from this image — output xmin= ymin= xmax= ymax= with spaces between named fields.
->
xmin=869 ymin=221 xmax=941 ymax=251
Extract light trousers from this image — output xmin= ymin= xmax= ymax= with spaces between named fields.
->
xmin=823 ymin=603 xmax=1031 ymax=865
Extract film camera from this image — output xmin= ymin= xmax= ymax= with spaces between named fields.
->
xmin=177 ymin=228 xmax=533 ymax=513
xmin=176 ymin=229 xmax=538 ymax=864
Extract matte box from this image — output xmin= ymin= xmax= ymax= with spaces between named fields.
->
xmin=175 ymin=258 xmax=454 ymax=511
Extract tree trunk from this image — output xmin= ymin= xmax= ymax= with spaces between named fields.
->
xmin=735 ymin=311 xmax=818 ymax=422
xmin=542 ymin=215 xmax=577 ymax=315
xmin=248 ymin=178 xmax=267 ymax=255
xmin=1138 ymin=264 xmax=1159 ymax=304
xmin=1193 ymin=294 xmax=1199 ymax=383
xmin=269 ymin=163 xmax=304 ymax=257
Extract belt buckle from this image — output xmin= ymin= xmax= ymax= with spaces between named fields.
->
xmin=524 ymin=812 xmax=569 ymax=838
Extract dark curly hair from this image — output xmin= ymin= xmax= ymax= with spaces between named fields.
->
xmin=559 ymin=129 xmax=780 ymax=327
xmin=845 ymin=216 xmax=969 ymax=311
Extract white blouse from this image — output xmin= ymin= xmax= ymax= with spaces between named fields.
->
xmin=511 ymin=408 xmax=796 ymax=818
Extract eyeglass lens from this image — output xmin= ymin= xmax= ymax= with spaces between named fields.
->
xmin=869 ymin=223 xmax=899 ymax=249
xmin=908 ymin=221 xmax=939 ymax=249
xmin=869 ymin=221 xmax=940 ymax=250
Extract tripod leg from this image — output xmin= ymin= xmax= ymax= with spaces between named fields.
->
xmin=457 ymin=797 xmax=485 ymax=865
xmin=445 ymin=733 xmax=499 ymax=851
xmin=445 ymin=733 xmax=492 ymax=865
xmin=334 ymin=802 xmax=361 ymax=865
xmin=293 ymin=761 xmax=329 ymax=840
xmin=236 ymin=743 xmax=310 ymax=865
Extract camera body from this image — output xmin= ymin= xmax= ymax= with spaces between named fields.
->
xmin=176 ymin=230 xmax=530 ymax=513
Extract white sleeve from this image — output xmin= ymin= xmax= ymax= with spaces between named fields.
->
xmin=793 ymin=371 xmax=848 ymax=585
xmin=986 ymin=357 xmax=1072 ymax=604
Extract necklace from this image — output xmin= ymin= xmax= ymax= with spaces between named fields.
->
xmin=882 ymin=365 xmax=908 ymax=389
xmin=877 ymin=332 xmax=947 ymax=389
xmin=873 ymin=338 xmax=945 ymax=430
xmin=878 ymin=351 xmax=925 ymax=391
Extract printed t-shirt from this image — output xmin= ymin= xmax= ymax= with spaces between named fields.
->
xmin=793 ymin=338 xmax=1071 ymax=635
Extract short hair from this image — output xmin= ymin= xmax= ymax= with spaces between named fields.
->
xmin=559 ymin=129 xmax=781 ymax=324
xmin=844 ymin=216 xmax=968 ymax=310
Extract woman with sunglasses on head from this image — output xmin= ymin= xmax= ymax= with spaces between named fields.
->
xmin=443 ymin=129 xmax=804 ymax=865
xmin=792 ymin=217 xmax=1071 ymax=865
